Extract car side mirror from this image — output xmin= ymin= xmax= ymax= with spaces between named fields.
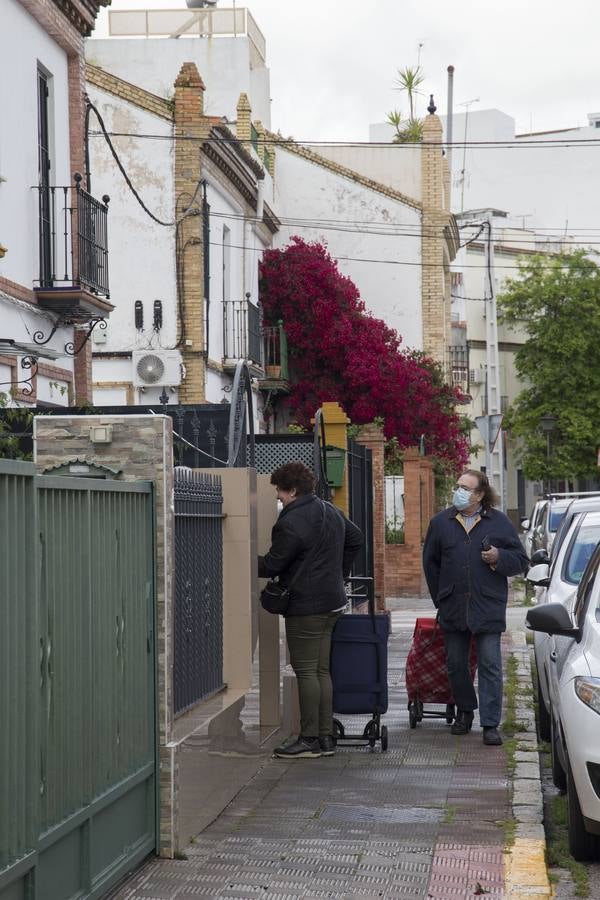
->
xmin=526 ymin=563 xmax=550 ymax=587
xmin=521 ymin=518 xmax=530 ymax=531
xmin=530 ymin=549 xmax=550 ymax=566
xmin=526 ymin=602 xmax=581 ymax=641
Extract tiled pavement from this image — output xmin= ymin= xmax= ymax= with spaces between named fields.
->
xmin=112 ymin=599 xmax=524 ymax=900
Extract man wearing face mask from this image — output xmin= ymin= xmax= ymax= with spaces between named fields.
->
xmin=422 ymin=469 xmax=528 ymax=745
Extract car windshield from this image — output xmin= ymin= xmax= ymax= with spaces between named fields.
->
xmin=564 ymin=513 xmax=600 ymax=584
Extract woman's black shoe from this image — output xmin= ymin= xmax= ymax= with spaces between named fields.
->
xmin=319 ymin=735 xmax=336 ymax=756
xmin=273 ymin=736 xmax=321 ymax=758
xmin=450 ymin=710 xmax=474 ymax=735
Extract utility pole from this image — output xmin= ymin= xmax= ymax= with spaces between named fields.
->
xmin=484 ymin=212 xmax=506 ymax=510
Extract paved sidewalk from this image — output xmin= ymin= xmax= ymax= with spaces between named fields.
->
xmin=112 ymin=599 xmax=539 ymax=900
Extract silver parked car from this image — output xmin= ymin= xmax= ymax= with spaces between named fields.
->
xmin=527 ymin=546 xmax=600 ymax=860
xmin=521 ymin=499 xmax=547 ymax=558
xmin=528 ymin=507 xmax=600 ymax=750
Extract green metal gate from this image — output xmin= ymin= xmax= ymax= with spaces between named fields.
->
xmin=0 ymin=461 xmax=156 ymax=900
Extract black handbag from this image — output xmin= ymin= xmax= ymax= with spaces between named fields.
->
xmin=260 ymin=501 xmax=328 ymax=615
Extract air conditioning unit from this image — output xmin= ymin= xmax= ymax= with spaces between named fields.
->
xmin=469 ymin=365 xmax=486 ymax=385
xmin=132 ymin=350 xmax=182 ymax=388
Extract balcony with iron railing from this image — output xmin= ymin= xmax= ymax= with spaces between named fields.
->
xmin=448 ymin=344 xmax=470 ymax=395
xmin=33 ymin=173 xmax=112 ymax=321
xmin=223 ymin=294 xmax=263 ymax=374
xmin=261 ymin=321 xmax=289 ymax=389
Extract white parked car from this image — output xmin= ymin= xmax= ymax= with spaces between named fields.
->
xmin=528 ymin=505 xmax=600 ymax=748
xmin=527 ymin=545 xmax=600 ymax=860
xmin=521 ymin=499 xmax=547 ymax=558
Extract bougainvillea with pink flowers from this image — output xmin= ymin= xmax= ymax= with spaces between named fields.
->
xmin=259 ymin=237 xmax=470 ymax=471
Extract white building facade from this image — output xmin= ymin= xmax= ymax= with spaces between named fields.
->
xmin=0 ymin=0 xmax=111 ymax=409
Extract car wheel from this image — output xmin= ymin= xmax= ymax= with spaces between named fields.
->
xmin=567 ymin=757 xmax=600 ymax=861
xmin=536 ymin=677 xmax=551 ymax=742
xmin=551 ymin=716 xmax=567 ymax=791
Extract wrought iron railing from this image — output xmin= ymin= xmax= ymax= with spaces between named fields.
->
xmin=173 ymin=467 xmax=225 ymax=714
xmin=448 ymin=344 xmax=469 ymax=389
xmin=35 ymin=173 xmax=110 ymax=297
xmin=262 ymin=321 xmax=289 ymax=379
xmin=223 ymin=295 xmax=262 ymax=366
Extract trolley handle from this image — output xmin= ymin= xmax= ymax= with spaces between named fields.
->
xmin=344 ymin=576 xmax=375 ymax=615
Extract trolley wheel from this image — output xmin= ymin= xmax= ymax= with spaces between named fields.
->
xmin=409 ymin=703 xmax=418 ymax=729
xmin=445 ymin=704 xmax=455 ymax=725
xmin=362 ymin=720 xmax=377 ymax=749
xmin=333 ymin=718 xmax=345 ymax=740
xmin=380 ymin=725 xmax=388 ymax=751
xmin=416 ymin=700 xmax=424 ymax=721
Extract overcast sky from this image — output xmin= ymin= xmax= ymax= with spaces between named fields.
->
xmin=94 ymin=1 xmax=600 ymax=143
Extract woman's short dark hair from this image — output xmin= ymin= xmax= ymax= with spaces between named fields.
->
xmin=464 ymin=468 xmax=499 ymax=510
xmin=270 ymin=461 xmax=316 ymax=495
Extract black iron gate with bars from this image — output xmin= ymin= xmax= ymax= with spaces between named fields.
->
xmin=173 ymin=467 xmax=225 ymax=715
xmin=347 ymin=439 xmax=374 ymax=581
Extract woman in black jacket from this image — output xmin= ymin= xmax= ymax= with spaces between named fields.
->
xmin=259 ymin=462 xmax=363 ymax=759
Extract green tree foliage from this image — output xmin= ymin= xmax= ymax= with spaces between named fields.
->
xmin=498 ymin=249 xmax=600 ymax=480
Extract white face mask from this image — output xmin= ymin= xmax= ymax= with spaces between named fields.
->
xmin=452 ymin=486 xmax=472 ymax=510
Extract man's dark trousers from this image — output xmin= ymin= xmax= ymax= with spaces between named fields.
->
xmin=443 ymin=630 xmax=502 ymax=727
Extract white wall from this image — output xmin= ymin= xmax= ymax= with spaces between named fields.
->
xmin=86 ymin=36 xmax=271 ymax=127
xmin=308 ymin=143 xmax=421 ymax=202
xmin=87 ymin=82 xmax=269 ymax=410
xmin=0 ymin=292 xmax=74 ymax=402
xmin=0 ymin=0 xmax=71 ymax=289
xmin=374 ymin=108 xmax=600 ymax=243
xmin=273 ymin=149 xmax=423 ymax=350
xmin=87 ymin=84 xmax=176 ymax=365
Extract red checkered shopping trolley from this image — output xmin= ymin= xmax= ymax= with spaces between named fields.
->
xmin=405 ymin=617 xmax=477 ymax=728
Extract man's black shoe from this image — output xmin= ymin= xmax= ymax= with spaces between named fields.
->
xmin=483 ymin=727 xmax=503 ymax=746
xmin=273 ymin=736 xmax=321 ymax=759
xmin=319 ymin=735 xmax=336 ymax=756
xmin=450 ymin=710 xmax=474 ymax=735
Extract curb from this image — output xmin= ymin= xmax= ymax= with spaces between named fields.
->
xmin=504 ymin=629 xmax=552 ymax=899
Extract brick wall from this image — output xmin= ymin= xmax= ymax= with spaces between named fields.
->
xmin=420 ymin=111 xmax=450 ymax=367
xmin=384 ymin=447 xmax=435 ymax=598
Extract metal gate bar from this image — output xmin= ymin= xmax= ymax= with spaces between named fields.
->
xmin=173 ymin=467 xmax=225 ymax=714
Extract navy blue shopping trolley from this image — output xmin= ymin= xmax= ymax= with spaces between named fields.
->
xmin=330 ymin=577 xmax=390 ymax=751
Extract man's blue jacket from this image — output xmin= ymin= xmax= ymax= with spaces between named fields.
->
xmin=422 ymin=506 xmax=529 ymax=633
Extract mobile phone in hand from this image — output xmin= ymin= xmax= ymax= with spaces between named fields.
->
xmin=481 ymin=536 xmax=491 ymax=551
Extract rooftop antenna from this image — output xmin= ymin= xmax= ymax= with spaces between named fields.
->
xmin=458 ymin=97 xmax=480 ymax=213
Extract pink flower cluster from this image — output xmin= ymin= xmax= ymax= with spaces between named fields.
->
xmin=260 ymin=238 xmax=469 ymax=470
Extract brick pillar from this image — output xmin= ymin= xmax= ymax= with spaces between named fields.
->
xmin=419 ymin=455 xmax=436 ymax=538
xmin=402 ymin=447 xmax=422 ymax=548
xmin=73 ymin=329 xmax=92 ymax=404
xmin=236 ymin=92 xmax=252 ymax=146
xmin=174 ymin=62 xmax=207 ymax=403
xmin=254 ymin=120 xmax=265 ymax=163
xmin=355 ymin=423 xmax=386 ymax=610
xmin=421 ymin=106 xmax=448 ymax=367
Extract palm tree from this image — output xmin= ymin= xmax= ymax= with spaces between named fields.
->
xmin=394 ymin=66 xmax=425 ymax=120
xmin=387 ymin=66 xmax=426 ymax=144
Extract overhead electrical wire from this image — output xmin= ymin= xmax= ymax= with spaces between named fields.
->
xmin=85 ymin=109 xmax=600 ymax=273
xmin=88 ymin=130 xmax=600 ymax=149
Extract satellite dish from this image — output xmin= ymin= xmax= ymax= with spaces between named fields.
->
xmin=136 ymin=353 xmax=165 ymax=385
xmin=186 ymin=0 xmax=217 ymax=8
